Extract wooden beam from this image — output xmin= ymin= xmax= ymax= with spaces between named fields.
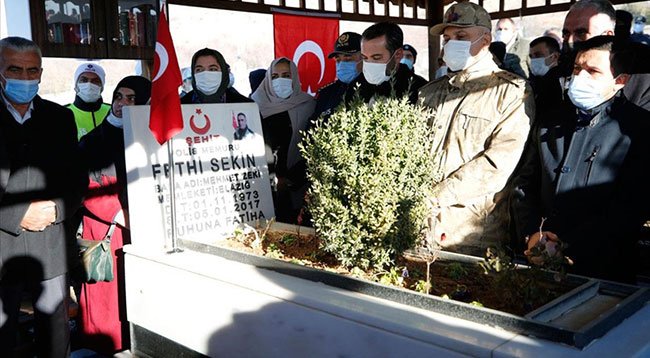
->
xmin=427 ymin=0 xmax=443 ymax=81
xmin=168 ymin=0 xmax=431 ymax=25
xmin=490 ymin=3 xmax=573 ymax=19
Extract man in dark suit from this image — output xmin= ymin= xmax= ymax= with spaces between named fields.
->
xmin=0 ymin=36 xmax=87 ymax=357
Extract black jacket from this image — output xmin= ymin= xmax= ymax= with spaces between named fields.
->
xmin=512 ymin=92 xmax=650 ymax=281
xmin=358 ymin=63 xmax=427 ymax=105
xmin=0 ymin=96 xmax=87 ymax=280
xmin=529 ymin=66 xmax=573 ymax=124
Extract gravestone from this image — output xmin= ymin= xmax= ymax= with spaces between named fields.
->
xmin=123 ymin=103 xmax=274 ymax=249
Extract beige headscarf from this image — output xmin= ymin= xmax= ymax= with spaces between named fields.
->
xmin=251 ymin=57 xmax=316 ymax=168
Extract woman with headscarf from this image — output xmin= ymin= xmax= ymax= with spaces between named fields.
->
xmin=77 ymin=76 xmax=151 ymax=355
xmin=181 ymin=47 xmax=251 ymax=104
xmin=251 ymin=57 xmax=316 ymax=223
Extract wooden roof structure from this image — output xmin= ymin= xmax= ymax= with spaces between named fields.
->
xmin=169 ymin=0 xmax=647 ymax=78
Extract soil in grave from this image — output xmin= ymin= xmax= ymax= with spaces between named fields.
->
xmin=215 ymin=229 xmax=578 ymax=317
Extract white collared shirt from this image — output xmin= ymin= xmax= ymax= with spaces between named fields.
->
xmin=1 ymin=91 xmax=34 ymax=124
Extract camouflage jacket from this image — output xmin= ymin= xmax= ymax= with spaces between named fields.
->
xmin=418 ymin=55 xmax=534 ymax=254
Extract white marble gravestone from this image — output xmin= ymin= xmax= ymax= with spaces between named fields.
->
xmin=122 ymin=103 xmax=274 ymax=249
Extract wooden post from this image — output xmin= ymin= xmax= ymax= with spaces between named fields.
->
xmin=427 ymin=0 xmax=444 ymax=80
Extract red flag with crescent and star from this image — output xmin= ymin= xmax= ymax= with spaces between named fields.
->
xmin=273 ymin=13 xmax=338 ymax=96
xmin=149 ymin=9 xmax=183 ymax=145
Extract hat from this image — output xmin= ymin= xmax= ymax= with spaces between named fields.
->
xmin=430 ymin=1 xmax=492 ymax=36
xmin=328 ymin=32 xmax=361 ymax=58
xmin=181 ymin=67 xmax=192 ymax=80
xmin=113 ymin=76 xmax=151 ymax=105
xmin=402 ymin=44 xmax=417 ymax=61
xmin=74 ymin=62 xmax=106 ymax=87
xmin=634 ymin=15 xmax=646 ymax=24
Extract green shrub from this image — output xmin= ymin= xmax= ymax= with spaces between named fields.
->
xmin=300 ymin=96 xmax=441 ymax=270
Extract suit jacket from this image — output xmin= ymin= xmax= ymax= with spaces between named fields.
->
xmin=0 ymin=96 xmax=87 ymax=281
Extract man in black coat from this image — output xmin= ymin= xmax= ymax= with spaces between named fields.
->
xmin=512 ymin=36 xmax=650 ymax=283
xmin=358 ymin=22 xmax=426 ymax=105
xmin=528 ymin=36 xmax=574 ymax=124
xmin=0 ymin=37 xmax=87 ymax=357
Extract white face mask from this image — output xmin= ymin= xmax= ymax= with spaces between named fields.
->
xmin=363 ymin=60 xmax=391 ymax=85
xmin=77 ymin=82 xmax=102 ymax=103
xmin=195 ymin=71 xmax=222 ymax=95
xmin=443 ymin=37 xmax=483 ymax=72
xmin=633 ymin=23 xmax=645 ymax=33
xmin=105 ymin=111 xmax=123 ymax=128
xmin=568 ymin=72 xmax=615 ymax=110
xmin=272 ymin=78 xmax=293 ymax=99
xmin=530 ymin=56 xmax=553 ymax=77
xmin=494 ymin=29 xmax=513 ymax=44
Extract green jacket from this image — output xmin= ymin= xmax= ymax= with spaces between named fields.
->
xmin=66 ymin=97 xmax=111 ymax=140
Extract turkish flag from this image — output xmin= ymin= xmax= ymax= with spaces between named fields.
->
xmin=273 ymin=13 xmax=339 ymax=96
xmin=149 ymin=10 xmax=183 ymax=145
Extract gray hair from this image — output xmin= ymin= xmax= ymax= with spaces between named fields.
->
xmin=569 ymin=0 xmax=616 ymax=30
xmin=0 ymin=37 xmax=42 ymax=58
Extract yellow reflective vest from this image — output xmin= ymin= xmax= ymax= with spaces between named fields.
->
xmin=67 ymin=103 xmax=111 ymax=140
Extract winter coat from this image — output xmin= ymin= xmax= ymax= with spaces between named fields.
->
xmin=511 ymin=92 xmax=650 ymax=281
xmin=0 ymin=96 xmax=87 ymax=281
xmin=418 ymin=55 xmax=533 ymax=255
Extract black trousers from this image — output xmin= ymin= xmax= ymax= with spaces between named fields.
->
xmin=0 ymin=273 xmax=70 ymax=358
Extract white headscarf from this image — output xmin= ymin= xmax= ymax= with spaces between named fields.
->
xmin=251 ymin=57 xmax=315 ymax=168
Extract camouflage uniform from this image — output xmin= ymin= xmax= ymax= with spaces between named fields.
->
xmin=420 ymin=52 xmax=533 ymax=255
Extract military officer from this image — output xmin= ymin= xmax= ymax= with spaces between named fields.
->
xmin=419 ymin=0 xmax=534 ymax=254
xmin=309 ymin=32 xmax=365 ymax=126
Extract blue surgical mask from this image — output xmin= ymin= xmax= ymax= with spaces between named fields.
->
xmin=568 ymin=72 xmax=614 ymax=110
xmin=336 ymin=61 xmax=360 ymax=84
xmin=1 ymin=76 xmax=39 ymax=104
xmin=400 ymin=58 xmax=414 ymax=70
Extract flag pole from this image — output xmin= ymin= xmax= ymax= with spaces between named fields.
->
xmin=166 ymin=137 xmax=182 ymax=254
xmin=160 ymin=1 xmax=182 ymax=254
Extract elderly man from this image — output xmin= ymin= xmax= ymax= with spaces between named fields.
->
xmin=494 ymin=17 xmax=530 ymax=78
xmin=513 ymin=36 xmax=650 ymax=282
xmin=67 ymin=62 xmax=110 ymax=140
xmin=358 ymin=21 xmax=426 ymax=105
xmin=419 ymin=1 xmax=533 ymax=255
xmin=0 ymin=36 xmax=87 ymax=357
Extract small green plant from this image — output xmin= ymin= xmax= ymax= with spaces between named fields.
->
xmin=413 ymin=280 xmax=430 ymax=294
xmin=301 ymin=95 xmax=441 ymax=270
xmin=378 ymin=267 xmax=405 ymax=287
xmin=480 ymin=246 xmax=560 ymax=311
xmin=446 ymin=262 xmax=469 ymax=280
xmin=280 ymin=234 xmax=298 ymax=246
xmin=265 ymin=243 xmax=283 ymax=259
